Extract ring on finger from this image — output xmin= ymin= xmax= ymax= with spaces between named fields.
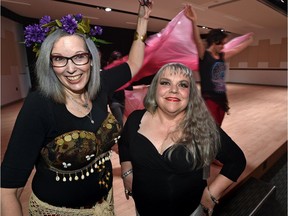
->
xmin=125 ymin=189 xmax=132 ymax=196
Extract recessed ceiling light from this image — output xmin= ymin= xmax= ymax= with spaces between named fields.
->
xmin=105 ymin=8 xmax=112 ymax=12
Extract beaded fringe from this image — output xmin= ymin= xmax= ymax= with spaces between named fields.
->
xmin=49 ymin=151 xmax=112 ymax=183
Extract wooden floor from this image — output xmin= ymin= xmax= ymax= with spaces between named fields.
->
xmin=1 ymin=83 xmax=287 ymax=216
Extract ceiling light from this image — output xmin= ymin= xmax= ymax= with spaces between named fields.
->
xmin=105 ymin=8 xmax=112 ymax=12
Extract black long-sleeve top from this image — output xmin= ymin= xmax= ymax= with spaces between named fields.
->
xmin=119 ymin=109 xmax=246 ymax=216
xmin=1 ymin=63 xmax=130 ymax=208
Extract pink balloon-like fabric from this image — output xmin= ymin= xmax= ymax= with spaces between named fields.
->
xmin=105 ymin=10 xmax=198 ymax=90
xmin=124 ymin=88 xmax=148 ymax=117
xmin=105 ymin=9 xmax=253 ymax=117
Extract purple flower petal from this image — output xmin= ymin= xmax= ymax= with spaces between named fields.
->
xmin=39 ymin=15 xmax=51 ymax=26
xmin=60 ymin=14 xmax=78 ymax=34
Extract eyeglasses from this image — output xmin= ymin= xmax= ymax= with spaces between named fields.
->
xmin=50 ymin=53 xmax=91 ymax=67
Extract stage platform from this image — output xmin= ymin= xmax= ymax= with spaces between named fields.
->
xmin=1 ymin=83 xmax=287 ymax=216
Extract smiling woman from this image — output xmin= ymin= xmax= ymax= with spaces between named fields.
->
xmin=50 ymin=35 xmax=93 ymax=101
xmin=118 ymin=62 xmax=246 ymax=216
xmin=0 ymin=2 xmax=153 ymax=216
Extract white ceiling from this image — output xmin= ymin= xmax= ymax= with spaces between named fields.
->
xmin=1 ymin=0 xmax=287 ymax=41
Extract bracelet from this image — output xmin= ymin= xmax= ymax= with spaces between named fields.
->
xmin=134 ymin=31 xmax=147 ymax=43
xmin=200 ymin=203 xmax=213 ymax=216
xmin=121 ymin=169 xmax=133 ymax=179
xmin=207 ymin=186 xmax=219 ymax=205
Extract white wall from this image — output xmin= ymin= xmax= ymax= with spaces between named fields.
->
xmin=192 ymin=68 xmax=287 ymax=86
xmin=226 ymin=68 xmax=287 ymax=86
xmin=1 ymin=17 xmax=31 ymax=106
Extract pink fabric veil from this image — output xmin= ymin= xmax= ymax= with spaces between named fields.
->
xmin=124 ymin=88 xmax=148 ymax=117
xmin=104 ymin=9 xmax=252 ymax=117
xmin=222 ymin=32 xmax=253 ymax=52
xmin=104 ymin=10 xmax=199 ymax=90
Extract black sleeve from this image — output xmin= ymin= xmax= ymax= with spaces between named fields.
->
xmin=100 ymin=63 xmax=131 ymax=95
xmin=1 ymin=92 xmax=51 ymax=188
xmin=216 ymin=127 xmax=247 ymax=182
xmin=118 ymin=110 xmax=144 ymax=163
xmin=118 ymin=118 xmax=130 ymax=163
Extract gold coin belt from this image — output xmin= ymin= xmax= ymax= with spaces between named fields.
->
xmin=50 ymin=150 xmax=112 ymax=184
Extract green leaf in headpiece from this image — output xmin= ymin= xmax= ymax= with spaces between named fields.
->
xmin=91 ymin=37 xmax=112 ymax=47
xmin=42 ymin=20 xmax=62 ymax=28
xmin=33 ymin=43 xmax=41 ymax=57
xmin=55 ymin=19 xmax=63 ymax=28
xmin=77 ymin=18 xmax=90 ymax=34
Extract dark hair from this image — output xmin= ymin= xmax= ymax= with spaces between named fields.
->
xmin=206 ymin=28 xmax=228 ymax=47
xmin=107 ymin=51 xmax=123 ymax=64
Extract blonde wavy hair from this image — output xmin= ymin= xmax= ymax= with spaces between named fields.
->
xmin=144 ymin=63 xmax=220 ymax=169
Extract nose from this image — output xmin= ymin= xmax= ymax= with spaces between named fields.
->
xmin=169 ymin=84 xmax=178 ymax=93
xmin=66 ymin=59 xmax=77 ymax=74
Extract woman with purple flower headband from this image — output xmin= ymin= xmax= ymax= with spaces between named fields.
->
xmin=1 ymin=1 xmax=153 ymax=215
xmin=24 ymin=14 xmax=106 ymax=55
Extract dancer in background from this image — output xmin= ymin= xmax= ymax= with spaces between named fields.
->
xmin=1 ymin=1 xmax=152 ymax=215
xmin=184 ymin=4 xmax=254 ymax=126
xmin=107 ymin=6 xmax=253 ymax=121
xmin=119 ymin=63 xmax=246 ymax=216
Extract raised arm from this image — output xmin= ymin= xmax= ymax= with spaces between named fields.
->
xmin=184 ymin=4 xmax=206 ymax=59
xmin=223 ymin=32 xmax=254 ymax=60
xmin=127 ymin=1 xmax=153 ymax=77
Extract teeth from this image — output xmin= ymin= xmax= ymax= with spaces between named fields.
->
xmin=67 ymin=75 xmax=81 ymax=81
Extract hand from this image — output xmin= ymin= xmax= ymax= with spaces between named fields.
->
xmin=124 ymin=188 xmax=133 ymax=200
xmin=200 ymin=187 xmax=216 ymax=214
xmin=123 ymin=174 xmax=133 ymax=200
xmin=111 ymin=143 xmax=119 ymax=154
xmin=184 ymin=4 xmax=197 ymax=22
xmin=138 ymin=0 xmax=152 ymax=6
xmin=138 ymin=0 xmax=153 ymax=20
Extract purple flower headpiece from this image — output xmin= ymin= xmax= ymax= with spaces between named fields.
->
xmin=24 ymin=14 xmax=108 ymax=55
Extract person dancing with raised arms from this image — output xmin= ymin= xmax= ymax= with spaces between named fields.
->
xmin=184 ymin=4 xmax=254 ymax=126
xmin=1 ymin=1 xmax=153 ymax=216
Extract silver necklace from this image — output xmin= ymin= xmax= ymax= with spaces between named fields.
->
xmin=67 ymin=93 xmax=95 ymax=124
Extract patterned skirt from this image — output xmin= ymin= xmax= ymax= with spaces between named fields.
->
xmin=29 ymin=189 xmax=115 ymax=216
